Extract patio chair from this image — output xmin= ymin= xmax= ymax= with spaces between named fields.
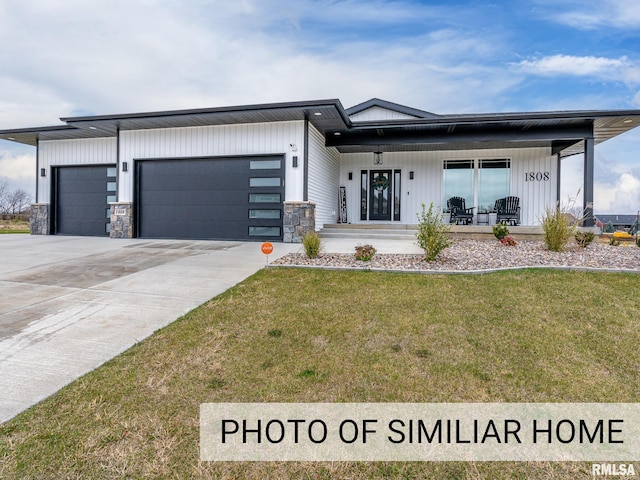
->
xmin=495 ymin=196 xmax=520 ymax=225
xmin=447 ymin=196 xmax=475 ymax=225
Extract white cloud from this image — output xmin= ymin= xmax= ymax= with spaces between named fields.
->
xmin=595 ymin=172 xmax=640 ymax=213
xmin=550 ymin=0 xmax=640 ymax=30
xmin=514 ymin=54 xmax=640 ymax=86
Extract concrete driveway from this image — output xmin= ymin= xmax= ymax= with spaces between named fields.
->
xmin=0 ymin=235 xmax=297 ymax=423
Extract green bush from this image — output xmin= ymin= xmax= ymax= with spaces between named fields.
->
xmin=301 ymin=231 xmax=322 ymax=258
xmin=574 ymin=230 xmax=595 ymax=248
xmin=541 ymin=204 xmax=578 ymax=252
xmin=354 ymin=244 xmax=377 ymax=261
xmin=415 ymin=202 xmax=452 ymax=262
xmin=492 ymin=222 xmax=509 ymax=240
xmin=609 ymin=237 xmax=621 ymax=247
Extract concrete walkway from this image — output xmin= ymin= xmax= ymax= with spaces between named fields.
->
xmin=0 ymin=235 xmax=298 ymax=423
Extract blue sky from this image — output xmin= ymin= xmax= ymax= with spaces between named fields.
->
xmin=1 ymin=0 xmax=639 ymax=213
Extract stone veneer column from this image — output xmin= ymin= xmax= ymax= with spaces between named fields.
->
xmin=29 ymin=203 xmax=50 ymax=235
xmin=109 ymin=202 xmax=133 ymax=239
xmin=283 ymin=201 xmax=316 ymax=243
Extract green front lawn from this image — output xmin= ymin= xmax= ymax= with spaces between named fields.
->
xmin=1 ymin=269 xmax=638 ymax=479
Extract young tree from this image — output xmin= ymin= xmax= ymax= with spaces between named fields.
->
xmin=0 ymin=180 xmax=31 ymax=218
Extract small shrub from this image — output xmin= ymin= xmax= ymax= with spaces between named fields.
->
xmin=415 ymin=202 xmax=452 ymax=262
xmin=541 ymin=203 xmax=578 ymax=252
xmin=267 ymin=329 xmax=282 ymax=337
xmin=354 ymin=244 xmax=377 ymax=261
xmin=575 ymin=230 xmax=595 ymax=248
xmin=492 ymin=222 xmax=509 ymax=240
xmin=637 ymin=236 xmax=640 ymax=248
xmin=609 ymin=237 xmax=621 ymax=247
xmin=500 ymin=235 xmax=517 ymax=246
xmin=301 ymin=231 xmax=322 ymax=258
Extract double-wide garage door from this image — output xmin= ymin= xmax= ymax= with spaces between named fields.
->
xmin=135 ymin=156 xmax=284 ymax=241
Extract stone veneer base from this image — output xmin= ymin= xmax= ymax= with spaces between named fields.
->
xmin=109 ymin=202 xmax=133 ymax=239
xmin=283 ymin=201 xmax=316 ymax=243
xmin=29 ymin=203 xmax=50 ymax=235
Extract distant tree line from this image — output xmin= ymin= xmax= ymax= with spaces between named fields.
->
xmin=0 ymin=179 xmax=31 ymax=218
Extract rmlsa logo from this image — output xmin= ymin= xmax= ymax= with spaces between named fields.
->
xmin=592 ymin=463 xmax=636 ymax=477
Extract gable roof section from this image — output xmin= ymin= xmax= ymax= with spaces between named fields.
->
xmin=346 ymin=98 xmax=439 ymax=121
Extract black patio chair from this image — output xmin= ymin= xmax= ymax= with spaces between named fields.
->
xmin=495 ymin=196 xmax=520 ymax=225
xmin=447 ymin=196 xmax=475 ymax=225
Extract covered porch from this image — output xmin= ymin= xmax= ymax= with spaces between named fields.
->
xmin=326 ymin=99 xmax=640 ymax=229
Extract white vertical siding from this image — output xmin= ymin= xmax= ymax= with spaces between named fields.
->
xmin=340 ymin=151 xmax=442 ymax=224
xmin=38 ymin=137 xmax=117 ymax=203
xmin=307 ymin=124 xmax=340 ymax=229
xmin=119 ymin=121 xmax=305 ymax=202
xmin=349 ymin=107 xmax=420 ymax=122
xmin=339 ymin=147 xmax=556 ymax=226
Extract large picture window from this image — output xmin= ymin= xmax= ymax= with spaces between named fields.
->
xmin=478 ymin=159 xmax=510 ymax=212
xmin=443 ymin=158 xmax=511 ymax=214
xmin=443 ymin=160 xmax=474 ymax=210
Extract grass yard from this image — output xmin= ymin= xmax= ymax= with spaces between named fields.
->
xmin=1 ymin=268 xmax=639 ymax=479
xmin=0 ymin=219 xmax=29 ymax=234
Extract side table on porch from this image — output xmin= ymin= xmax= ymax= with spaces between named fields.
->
xmin=476 ymin=210 xmax=491 ymax=225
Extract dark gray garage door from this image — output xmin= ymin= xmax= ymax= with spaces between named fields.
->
xmin=135 ymin=156 xmax=284 ymax=240
xmin=52 ymin=165 xmax=116 ymax=236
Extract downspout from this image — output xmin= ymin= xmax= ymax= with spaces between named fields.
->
xmin=115 ymin=127 xmax=120 ymax=201
xmin=303 ymin=117 xmax=309 ymax=202
xmin=35 ymin=139 xmax=39 ymax=203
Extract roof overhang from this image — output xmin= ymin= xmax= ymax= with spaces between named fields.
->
xmin=327 ymin=110 xmax=640 ymax=157
xmin=0 ymin=99 xmax=352 ymax=146
xmin=1 ymin=100 xmax=639 ymax=158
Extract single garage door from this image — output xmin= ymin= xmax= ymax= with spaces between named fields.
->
xmin=136 ymin=156 xmax=284 ymax=241
xmin=52 ymin=165 xmax=116 ymax=236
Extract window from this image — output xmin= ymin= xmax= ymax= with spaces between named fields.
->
xmin=250 ymin=177 xmax=281 ymax=187
xmin=393 ymin=170 xmax=401 ymax=221
xmin=249 ymin=209 xmax=280 ymax=219
xmin=250 ymin=159 xmax=281 ymax=170
xmin=249 ymin=226 xmax=281 ymax=237
xmin=106 ymin=181 xmax=117 ymax=192
xmin=249 ymin=193 xmax=281 ymax=203
xmin=360 ymin=170 xmax=367 ymax=220
xmin=443 ymin=160 xmax=474 ymax=210
xmin=107 ymin=167 xmax=117 ymax=177
xmin=478 ymin=159 xmax=510 ymax=212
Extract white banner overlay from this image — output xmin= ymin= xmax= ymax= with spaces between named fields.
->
xmin=200 ymin=403 xmax=640 ymax=461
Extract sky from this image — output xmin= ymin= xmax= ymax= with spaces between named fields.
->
xmin=1 ymin=0 xmax=639 ymax=213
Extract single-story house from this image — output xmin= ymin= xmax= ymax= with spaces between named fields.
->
xmin=594 ymin=214 xmax=639 ymax=232
xmin=1 ymin=98 xmax=639 ymax=242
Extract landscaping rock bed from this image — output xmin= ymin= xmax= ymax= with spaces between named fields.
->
xmin=273 ymin=240 xmax=640 ymax=272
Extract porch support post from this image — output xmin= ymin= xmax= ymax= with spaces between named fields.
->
xmin=556 ymin=153 xmax=561 ymax=204
xmin=583 ymin=136 xmax=595 ymax=227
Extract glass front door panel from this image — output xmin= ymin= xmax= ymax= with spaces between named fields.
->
xmin=369 ymin=170 xmax=392 ymax=221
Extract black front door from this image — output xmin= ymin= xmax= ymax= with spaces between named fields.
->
xmin=369 ymin=170 xmax=392 ymax=220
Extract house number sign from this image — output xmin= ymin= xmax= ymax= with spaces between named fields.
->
xmin=524 ymin=171 xmax=550 ymax=182
xmin=114 ymin=208 xmax=127 ymax=216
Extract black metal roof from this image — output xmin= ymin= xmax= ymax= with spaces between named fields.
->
xmin=1 ymin=98 xmax=639 ymax=158
xmin=594 ymin=214 xmax=639 ymax=225
xmin=0 ymin=99 xmax=352 ymax=146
